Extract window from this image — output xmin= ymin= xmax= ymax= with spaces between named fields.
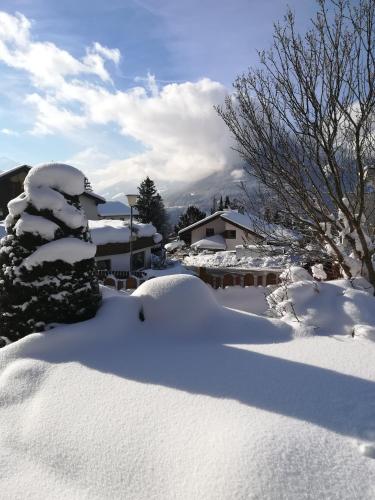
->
xmin=132 ymin=251 xmax=145 ymax=270
xmin=206 ymin=228 xmax=215 ymax=237
xmin=224 ymin=230 xmax=236 ymax=239
xmin=97 ymin=259 xmax=111 ymax=270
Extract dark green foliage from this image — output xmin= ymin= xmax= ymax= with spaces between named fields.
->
xmin=224 ymin=195 xmax=230 ymax=209
xmin=174 ymin=205 xmax=206 ymax=233
xmin=218 ymin=196 xmax=224 ymax=211
xmin=0 ymin=191 xmax=101 ymax=343
xmin=136 ymin=177 xmax=169 ymax=237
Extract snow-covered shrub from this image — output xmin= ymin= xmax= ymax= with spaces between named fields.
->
xmin=279 ymin=266 xmax=313 ymax=283
xmin=134 ymin=274 xmax=218 ymax=331
xmin=267 ymin=275 xmax=375 ymax=336
xmin=0 ymin=163 xmax=101 ymax=342
xmin=311 ymin=263 xmax=327 ymax=281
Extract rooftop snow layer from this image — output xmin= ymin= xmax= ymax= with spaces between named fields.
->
xmin=98 ymin=201 xmax=138 ymax=217
xmin=179 ymin=209 xmax=299 ymax=241
xmin=88 ymin=219 xmax=159 ymax=245
xmin=0 ymin=276 xmax=375 ymax=498
xmin=191 ymin=234 xmax=226 ymax=250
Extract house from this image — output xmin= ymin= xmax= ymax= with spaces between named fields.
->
xmin=178 ymin=210 xmax=265 ymax=251
xmin=89 ymin=219 xmax=162 ymax=273
xmin=97 ymin=201 xmax=138 ymax=221
xmin=0 ymin=165 xmax=106 ymax=220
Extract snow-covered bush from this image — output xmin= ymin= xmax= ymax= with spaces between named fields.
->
xmin=0 ymin=163 xmax=101 ymax=343
xmin=267 ymin=271 xmax=375 ymax=336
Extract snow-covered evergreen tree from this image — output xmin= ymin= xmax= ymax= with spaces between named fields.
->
xmin=0 ymin=163 xmax=101 ymax=343
xmin=136 ymin=177 xmax=169 ymax=237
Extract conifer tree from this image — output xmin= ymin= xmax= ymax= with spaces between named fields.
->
xmin=224 ymin=195 xmax=230 ymax=209
xmin=175 ymin=205 xmax=206 ymax=233
xmin=218 ymin=196 xmax=224 ymax=211
xmin=136 ymin=177 xmax=169 ymax=237
xmin=0 ymin=163 xmax=101 ymax=344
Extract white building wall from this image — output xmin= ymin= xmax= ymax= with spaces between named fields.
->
xmin=223 ymin=221 xmax=262 ymax=250
xmin=95 ymin=247 xmax=152 ymax=272
xmin=191 ymin=218 xmax=226 ymax=244
xmin=190 ymin=217 xmax=262 ymax=250
xmin=79 ymin=195 xmax=100 ymax=220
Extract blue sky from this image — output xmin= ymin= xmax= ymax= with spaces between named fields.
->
xmin=0 ymin=0 xmax=318 ymax=196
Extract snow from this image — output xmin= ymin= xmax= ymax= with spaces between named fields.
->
xmin=311 ymin=263 xmax=327 ymax=280
xmin=89 ymin=219 xmax=131 ymax=244
xmin=1 ymin=277 xmax=375 ymax=498
xmin=24 ymin=163 xmax=85 ymax=196
xmin=153 ymin=233 xmax=163 ymax=244
xmin=191 ymin=234 xmax=226 ymax=250
xmin=25 ymin=185 xmax=86 ymax=229
xmin=214 ymin=285 xmax=269 ymax=315
xmin=165 ymin=239 xmax=185 ymax=252
xmin=14 ymin=213 xmax=60 ymax=240
xmin=134 ymin=275 xmax=219 ymax=330
xmin=88 ymin=219 xmax=159 ymax=245
xmin=7 ymin=192 xmax=28 ymax=218
xmin=98 ymin=201 xmax=138 ymax=217
xmin=268 ymin=277 xmax=375 ymax=336
xmin=179 ymin=210 xmax=299 ymax=242
xmin=184 ymin=249 xmax=289 ymax=270
xmin=21 ymin=238 xmax=96 ymax=270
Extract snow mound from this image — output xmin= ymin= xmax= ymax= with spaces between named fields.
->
xmin=14 ymin=213 xmax=59 ymax=240
xmin=268 ymin=278 xmax=375 ymax=336
xmin=24 ymin=163 xmax=85 ymax=196
xmin=280 ymin=266 xmax=313 ymax=282
xmin=22 ymin=238 xmax=96 ymax=270
xmin=134 ymin=274 xmax=219 ymax=329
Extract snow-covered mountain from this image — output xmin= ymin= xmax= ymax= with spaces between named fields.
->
xmin=164 ymin=164 xmax=256 ymax=213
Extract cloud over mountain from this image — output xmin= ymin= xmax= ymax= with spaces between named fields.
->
xmin=0 ymin=11 xmax=237 ymax=191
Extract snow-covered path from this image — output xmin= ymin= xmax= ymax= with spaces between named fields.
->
xmin=1 ymin=277 xmax=375 ymax=499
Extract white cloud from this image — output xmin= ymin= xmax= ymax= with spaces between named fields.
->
xmin=0 ymin=127 xmax=18 ymax=135
xmin=0 ymin=11 xmax=237 ymax=190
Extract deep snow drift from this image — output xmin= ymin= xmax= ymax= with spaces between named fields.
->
xmin=0 ymin=275 xmax=375 ymax=499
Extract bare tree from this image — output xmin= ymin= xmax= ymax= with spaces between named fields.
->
xmin=218 ymin=0 xmax=375 ymax=287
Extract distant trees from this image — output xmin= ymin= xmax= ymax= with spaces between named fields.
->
xmin=136 ymin=177 xmax=169 ymax=237
xmin=0 ymin=164 xmax=101 ymax=344
xmin=218 ymin=0 xmax=375 ymax=286
xmin=210 ymin=194 xmax=234 ymax=214
xmin=175 ymin=205 xmax=206 ymax=233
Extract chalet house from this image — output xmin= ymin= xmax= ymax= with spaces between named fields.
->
xmin=0 ymin=165 xmax=105 ymax=220
xmin=89 ymin=220 xmax=162 ymax=273
xmin=178 ymin=210 xmax=264 ymax=251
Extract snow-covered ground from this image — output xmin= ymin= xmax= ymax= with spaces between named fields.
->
xmin=1 ymin=274 xmax=375 ymax=499
xmin=183 ymin=249 xmax=293 ymax=269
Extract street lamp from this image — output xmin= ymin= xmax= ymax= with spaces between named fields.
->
xmin=126 ymin=194 xmax=139 ymax=276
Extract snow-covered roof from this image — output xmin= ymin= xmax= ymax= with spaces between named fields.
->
xmin=191 ymin=234 xmax=227 ymax=250
xmin=178 ymin=210 xmax=263 ymax=237
xmin=0 ymin=164 xmax=105 ymax=203
xmin=0 ymin=164 xmax=30 ymax=179
xmin=88 ymin=219 xmax=160 ymax=246
xmin=98 ymin=201 xmax=138 ymax=217
xmin=83 ymin=191 xmax=106 ymax=203
xmin=178 ymin=209 xmax=300 ymax=242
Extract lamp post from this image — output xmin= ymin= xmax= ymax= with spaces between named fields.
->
xmin=126 ymin=194 xmax=139 ymax=276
